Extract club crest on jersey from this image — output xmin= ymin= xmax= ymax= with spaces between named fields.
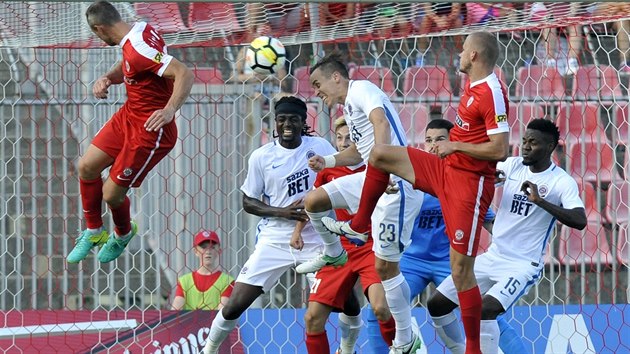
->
xmin=153 ymin=52 xmax=163 ymax=64
xmin=455 ymin=229 xmax=465 ymax=240
xmin=538 ymin=184 xmax=549 ymax=198
xmin=125 ymin=61 xmax=130 ymax=72
xmin=345 ymin=104 xmax=353 ymax=117
xmin=123 ymin=168 xmax=133 ymax=177
xmin=455 ymin=115 xmax=470 ymax=131
xmin=466 ymin=96 xmax=474 ymax=107
xmin=306 ymin=150 xmax=316 ymax=159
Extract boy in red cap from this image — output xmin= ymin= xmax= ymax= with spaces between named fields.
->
xmin=171 ymin=230 xmax=234 ymax=310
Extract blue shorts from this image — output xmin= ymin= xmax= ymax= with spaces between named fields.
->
xmin=400 ymin=257 xmax=451 ymax=297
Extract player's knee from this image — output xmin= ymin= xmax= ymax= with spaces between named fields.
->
xmin=374 ymin=259 xmax=398 ymax=280
xmin=102 ymin=188 xmax=126 ymax=208
xmin=368 ymin=144 xmax=387 ymax=166
xmin=77 ymin=158 xmax=100 ymax=180
xmin=304 ymin=308 xmax=326 ymax=332
xmin=371 ymin=303 xmax=391 ymax=321
xmin=481 ymin=296 xmax=504 ymax=320
xmin=304 ymin=190 xmax=329 ymax=213
xmin=221 ymin=301 xmax=245 ymax=321
xmin=427 ymin=291 xmax=455 ymax=317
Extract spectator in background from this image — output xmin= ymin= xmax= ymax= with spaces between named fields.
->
xmin=246 ymin=2 xmax=308 ymax=36
xmin=171 ymin=230 xmax=235 ymax=310
xmin=591 ymin=2 xmax=630 ymax=71
xmin=319 ymin=3 xmax=356 ymax=26
xmin=371 ymin=3 xmax=416 ymax=69
xmin=530 ymin=2 xmax=582 ymax=76
xmin=416 ymin=3 xmax=463 ymax=67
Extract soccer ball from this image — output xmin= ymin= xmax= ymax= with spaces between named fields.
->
xmin=245 ymin=36 xmax=286 ymax=76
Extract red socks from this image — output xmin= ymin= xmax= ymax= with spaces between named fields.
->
xmin=80 ymin=178 xmax=104 ymax=229
xmin=378 ymin=317 xmax=396 ymax=346
xmin=305 ymin=331 xmax=329 ymax=354
xmin=109 ymin=196 xmax=131 ymax=236
xmin=458 ymin=286 xmax=482 ymax=354
xmin=351 ymin=164 xmax=390 ymax=233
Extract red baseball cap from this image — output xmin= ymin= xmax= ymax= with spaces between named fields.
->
xmin=193 ymin=230 xmax=220 ymax=247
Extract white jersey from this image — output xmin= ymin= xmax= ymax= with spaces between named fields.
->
xmin=343 ymin=80 xmax=408 ymax=162
xmin=490 ymin=157 xmax=584 ymax=264
xmin=241 ymin=136 xmax=337 ymax=244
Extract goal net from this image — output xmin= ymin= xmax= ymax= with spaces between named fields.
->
xmin=0 ymin=1 xmax=628 ymax=353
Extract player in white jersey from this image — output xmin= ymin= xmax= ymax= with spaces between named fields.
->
xmin=202 ymin=97 xmax=337 ymax=354
xmin=427 ymin=118 xmax=587 ymax=354
xmin=295 ymin=52 xmax=424 ymax=354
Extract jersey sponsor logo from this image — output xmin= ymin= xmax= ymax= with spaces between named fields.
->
xmin=272 ymin=163 xmax=283 ymax=169
xmin=455 ymin=114 xmax=470 ymax=131
xmin=495 ymin=114 xmax=507 ymax=124
xmin=153 ymin=52 xmax=163 ymax=64
xmin=350 ymin=123 xmax=362 ymax=143
xmin=466 ymin=96 xmax=474 ymax=107
xmin=510 ymin=193 xmax=533 ymax=216
xmin=286 ymin=168 xmax=310 ymax=196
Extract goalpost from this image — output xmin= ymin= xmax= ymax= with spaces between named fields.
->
xmin=0 ymin=1 xmax=628 ymax=353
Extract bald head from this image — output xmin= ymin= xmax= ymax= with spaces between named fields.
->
xmin=467 ymin=31 xmax=499 ymax=67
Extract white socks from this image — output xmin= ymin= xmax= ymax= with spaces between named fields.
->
xmin=432 ymin=312 xmax=465 ymax=354
xmin=338 ymin=313 xmax=363 ymax=354
xmin=381 ymin=273 xmax=412 ymax=347
xmin=306 ymin=210 xmax=344 ymax=257
xmin=480 ymin=319 xmax=500 ymax=354
xmin=202 ymin=310 xmax=238 ymax=354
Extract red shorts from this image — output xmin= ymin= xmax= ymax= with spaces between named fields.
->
xmin=406 ymin=147 xmax=494 ymax=257
xmin=308 ymin=240 xmax=380 ymax=310
xmin=92 ymin=108 xmax=177 ymax=188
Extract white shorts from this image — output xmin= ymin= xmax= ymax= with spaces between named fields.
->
xmin=321 ymin=171 xmax=423 ymax=262
xmin=236 ymin=241 xmax=323 ymax=292
xmin=436 ymin=250 xmax=543 ymax=310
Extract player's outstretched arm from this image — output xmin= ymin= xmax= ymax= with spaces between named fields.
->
xmin=242 ymin=194 xmax=309 ymax=221
xmin=315 ymin=144 xmax=363 ymax=170
xmin=436 ymin=132 xmax=509 ymax=161
xmin=521 ymin=180 xmax=587 ymax=230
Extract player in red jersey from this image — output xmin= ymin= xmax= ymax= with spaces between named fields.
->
xmin=294 ymin=117 xmax=395 ymax=354
xmin=327 ymin=31 xmax=509 ymax=354
xmin=67 ymin=1 xmax=194 ymax=264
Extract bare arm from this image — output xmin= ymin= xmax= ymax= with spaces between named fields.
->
xmin=242 ymin=194 xmax=308 ymax=221
xmin=436 ymin=132 xmax=509 ymax=161
xmin=290 ymin=220 xmax=307 ymax=250
xmin=144 ymin=58 xmax=194 ymax=131
xmin=521 ymin=181 xmax=587 ymax=230
xmin=308 ymin=144 xmax=363 ymax=171
xmin=93 ymin=62 xmax=124 ymax=99
xmin=171 ymin=296 xmax=185 ymax=310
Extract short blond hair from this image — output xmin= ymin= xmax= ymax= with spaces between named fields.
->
xmin=333 ymin=116 xmax=347 ymax=132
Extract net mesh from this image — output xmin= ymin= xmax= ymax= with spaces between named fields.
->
xmin=0 ymin=1 xmax=629 ymax=353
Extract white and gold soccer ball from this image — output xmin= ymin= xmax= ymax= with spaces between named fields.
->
xmin=245 ymin=36 xmax=286 ymax=75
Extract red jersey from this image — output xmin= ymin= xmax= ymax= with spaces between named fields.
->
xmin=175 ymin=270 xmax=234 ymax=297
xmin=448 ymin=72 xmax=509 ymax=177
xmin=314 ymin=165 xmax=371 ymax=249
xmin=120 ymin=22 xmax=174 ymax=121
